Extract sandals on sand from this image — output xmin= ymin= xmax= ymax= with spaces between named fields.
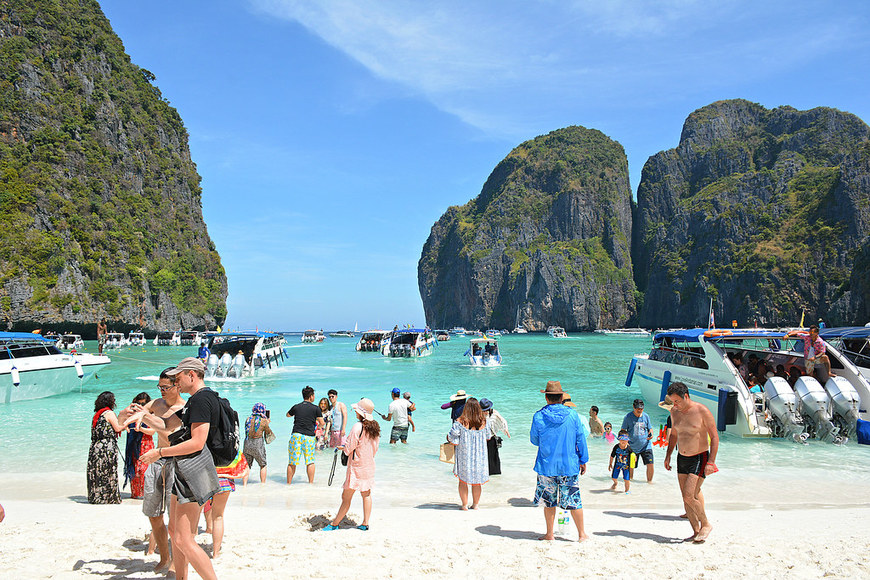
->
xmin=356 ymin=525 xmax=369 ymax=531
xmin=322 ymin=524 xmax=339 ymax=531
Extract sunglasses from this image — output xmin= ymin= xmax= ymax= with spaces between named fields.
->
xmin=159 ymin=384 xmax=177 ymax=392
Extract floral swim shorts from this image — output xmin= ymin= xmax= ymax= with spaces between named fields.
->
xmin=288 ymin=433 xmax=316 ymax=465
xmin=534 ymin=474 xmax=583 ymax=510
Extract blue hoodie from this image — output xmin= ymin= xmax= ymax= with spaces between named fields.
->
xmin=530 ymin=404 xmax=589 ymax=476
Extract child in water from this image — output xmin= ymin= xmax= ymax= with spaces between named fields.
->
xmin=403 ymin=391 xmax=416 ymax=432
xmin=603 ymin=422 xmax=615 ymax=443
xmin=609 ymin=430 xmax=634 ymax=493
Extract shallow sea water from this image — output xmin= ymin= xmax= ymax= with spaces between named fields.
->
xmin=1 ymin=334 xmax=868 ymax=510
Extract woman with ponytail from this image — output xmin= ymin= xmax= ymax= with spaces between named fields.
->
xmin=323 ymin=398 xmax=380 ymax=531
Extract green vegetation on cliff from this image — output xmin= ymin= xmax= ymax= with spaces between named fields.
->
xmin=0 ymin=0 xmax=226 ymax=328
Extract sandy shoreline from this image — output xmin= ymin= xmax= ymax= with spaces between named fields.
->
xmin=2 ymin=480 xmax=869 ymax=579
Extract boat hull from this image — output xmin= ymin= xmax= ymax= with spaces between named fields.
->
xmin=1 ymin=354 xmax=110 ymax=404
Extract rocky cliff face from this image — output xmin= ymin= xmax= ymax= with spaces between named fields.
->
xmin=418 ymin=126 xmax=636 ymax=331
xmin=632 ymin=99 xmax=870 ymax=327
xmin=0 ymin=0 xmax=227 ymax=334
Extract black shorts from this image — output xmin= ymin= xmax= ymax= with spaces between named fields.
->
xmin=677 ymin=451 xmax=709 ymax=478
xmin=635 ymin=448 xmax=654 ymax=465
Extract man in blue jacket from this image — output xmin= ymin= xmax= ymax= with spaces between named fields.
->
xmin=530 ymin=380 xmax=589 ymax=541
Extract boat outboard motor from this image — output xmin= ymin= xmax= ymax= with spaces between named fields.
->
xmin=206 ymin=354 xmax=219 ymax=377
xmin=762 ymin=377 xmax=808 ymax=443
xmin=824 ymin=376 xmax=860 ymax=440
xmin=793 ymin=376 xmax=842 ymax=444
xmin=232 ymin=353 xmax=246 ymax=378
xmin=219 ymin=352 xmax=232 ymax=377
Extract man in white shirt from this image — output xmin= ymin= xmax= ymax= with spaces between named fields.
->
xmin=381 ymin=387 xmax=415 ymax=444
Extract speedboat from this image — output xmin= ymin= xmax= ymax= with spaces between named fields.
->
xmin=180 ymin=330 xmax=201 ymax=345
xmin=153 ymin=331 xmax=181 ymax=346
xmin=594 ymin=328 xmax=651 ymax=337
xmin=103 ymin=332 xmax=127 ymax=350
xmin=329 ymin=330 xmax=356 ymax=338
xmin=301 ymin=329 xmax=325 ymax=343
xmin=127 ymin=331 xmax=146 ymax=347
xmin=204 ymin=332 xmax=288 ymax=379
xmin=819 ymin=327 xmax=870 ymax=382
xmin=435 ymin=330 xmax=450 ymax=341
xmin=465 ymin=337 xmax=502 ymax=367
xmin=1 ymin=332 xmax=110 ymax=403
xmin=625 ymin=328 xmax=870 ymax=443
xmin=383 ymin=328 xmax=437 ymax=358
xmin=485 ymin=329 xmax=502 ymax=337
xmin=56 ymin=334 xmax=84 ymax=350
xmin=450 ymin=327 xmax=467 ymax=336
xmin=356 ymin=330 xmax=392 ymax=352
xmin=513 ymin=325 xmax=529 ymax=334
xmin=547 ymin=326 xmax=568 ymax=338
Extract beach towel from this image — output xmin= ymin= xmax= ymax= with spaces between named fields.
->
xmin=857 ymin=418 xmax=870 ymax=445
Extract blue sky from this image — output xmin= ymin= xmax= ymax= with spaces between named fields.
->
xmin=99 ymin=1 xmax=870 ymax=331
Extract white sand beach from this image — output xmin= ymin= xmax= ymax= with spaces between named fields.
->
xmin=2 ymin=470 xmax=869 ymax=579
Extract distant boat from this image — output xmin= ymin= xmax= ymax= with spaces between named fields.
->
xmin=435 ymin=330 xmax=450 ymax=341
xmin=450 ymin=327 xmax=467 ymax=336
xmin=154 ymin=331 xmax=181 ymax=346
xmin=330 ymin=330 xmax=355 ymax=338
xmin=547 ymin=326 xmax=568 ymax=338
xmin=356 ymin=330 xmax=392 ymax=352
xmin=180 ymin=330 xmax=201 ymax=345
xmin=465 ymin=337 xmax=502 ymax=367
xmin=513 ymin=325 xmax=528 ymax=334
xmin=485 ymin=329 xmax=501 ymax=337
xmin=301 ymin=329 xmax=325 ymax=343
xmin=103 ymin=332 xmax=127 ymax=350
xmin=127 ymin=331 xmax=146 ymax=347
xmin=383 ymin=328 xmax=437 ymax=358
xmin=594 ymin=328 xmax=651 ymax=337
xmin=56 ymin=334 xmax=84 ymax=350
xmin=204 ymin=332 xmax=287 ymax=379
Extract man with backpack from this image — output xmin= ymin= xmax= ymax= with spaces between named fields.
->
xmin=135 ymin=357 xmax=232 ymax=580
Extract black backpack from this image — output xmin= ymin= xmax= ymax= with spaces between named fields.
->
xmin=203 ymin=389 xmax=240 ymax=467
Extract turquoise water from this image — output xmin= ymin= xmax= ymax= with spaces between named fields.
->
xmin=1 ymin=334 xmax=868 ymax=508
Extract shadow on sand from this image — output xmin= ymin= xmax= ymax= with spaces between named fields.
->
xmin=603 ymin=510 xmax=684 ymax=522
xmin=414 ymin=502 xmax=464 ymax=510
xmin=475 ymin=524 xmax=550 ymax=541
xmin=506 ymin=497 xmax=536 ymax=508
xmin=593 ymin=529 xmax=685 ymax=544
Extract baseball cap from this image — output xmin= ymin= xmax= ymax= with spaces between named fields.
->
xmin=165 ymin=357 xmax=206 ymax=376
xmin=391 ymin=387 xmax=401 ymax=395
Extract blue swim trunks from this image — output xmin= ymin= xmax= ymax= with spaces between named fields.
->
xmin=534 ymin=474 xmax=583 ymax=510
xmin=612 ymin=466 xmax=630 ymax=481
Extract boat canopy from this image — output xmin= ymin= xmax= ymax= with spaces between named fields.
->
xmin=394 ymin=328 xmax=428 ymax=334
xmin=470 ymin=337 xmax=497 ymax=344
xmin=819 ymin=327 xmax=870 ymax=340
xmin=654 ymin=328 xmax=794 ymax=343
xmin=0 ymin=332 xmax=54 ymax=343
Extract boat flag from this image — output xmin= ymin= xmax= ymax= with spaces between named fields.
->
xmin=799 ymin=310 xmax=805 ymax=329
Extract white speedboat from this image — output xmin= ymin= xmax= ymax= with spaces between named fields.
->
xmin=547 ymin=326 xmax=568 ymax=338
xmin=383 ymin=328 xmax=437 ymax=358
xmin=625 ymin=328 xmax=870 ymax=442
xmin=301 ymin=329 xmax=325 ymax=343
xmin=204 ymin=332 xmax=288 ymax=379
xmin=356 ymin=330 xmax=392 ymax=352
xmin=1 ymin=332 xmax=110 ymax=403
xmin=103 ymin=332 xmax=127 ymax=350
xmin=450 ymin=327 xmax=467 ymax=336
xmin=513 ymin=325 xmax=529 ymax=334
xmin=466 ymin=337 xmax=502 ymax=367
xmin=435 ymin=330 xmax=451 ymax=341
xmin=56 ymin=334 xmax=84 ymax=350
xmin=180 ymin=330 xmax=201 ymax=345
xmin=127 ymin=331 xmax=146 ymax=347
xmin=329 ymin=330 xmax=356 ymax=338
xmin=485 ymin=329 xmax=502 ymax=337
xmin=153 ymin=331 xmax=181 ymax=346
xmin=594 ymin=328 xmax=651 ymax=337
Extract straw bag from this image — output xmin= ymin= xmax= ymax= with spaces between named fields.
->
xmin=439 ymin=442 xmax=455 ymax=464
xmin=264 ymin=426 xmax=276 ymax=444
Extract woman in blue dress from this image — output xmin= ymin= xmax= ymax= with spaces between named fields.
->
xmin=447 ymin=397 xmax=491 ymax=510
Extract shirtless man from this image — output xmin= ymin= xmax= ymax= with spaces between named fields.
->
xmin=121 ymin=368 xmax=185 ymax=572
xmin=663 ymin=382 xmax=719 ymax=544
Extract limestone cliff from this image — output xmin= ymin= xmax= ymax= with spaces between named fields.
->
xmin=418 ymin=126 xmax=636 ymax=331
xmin=632 ymin=99 xmax=870 ymax=327
xmin=0 ymin=0 xmax=227 ymax=334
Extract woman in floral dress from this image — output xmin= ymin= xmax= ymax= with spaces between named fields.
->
xmin=87 ymin=391 xmax=125 ymax=504
xmin=447 ymin=397 xmax=491 ymax=510
xmin=123 ymin=392 xmax=155 ymax=499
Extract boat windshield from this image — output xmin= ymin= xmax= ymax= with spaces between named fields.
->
xmin=649 ymin=336 xmax=708 ymax=369
xmin=0 ymin=341 xmax=63 ymax=359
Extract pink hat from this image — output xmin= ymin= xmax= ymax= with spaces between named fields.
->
xmin=352 ymin=398 xmax=375 ymax=421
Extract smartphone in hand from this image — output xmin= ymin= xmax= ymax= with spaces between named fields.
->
xmin=265 ymin=409 xmax=271 ymax=418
